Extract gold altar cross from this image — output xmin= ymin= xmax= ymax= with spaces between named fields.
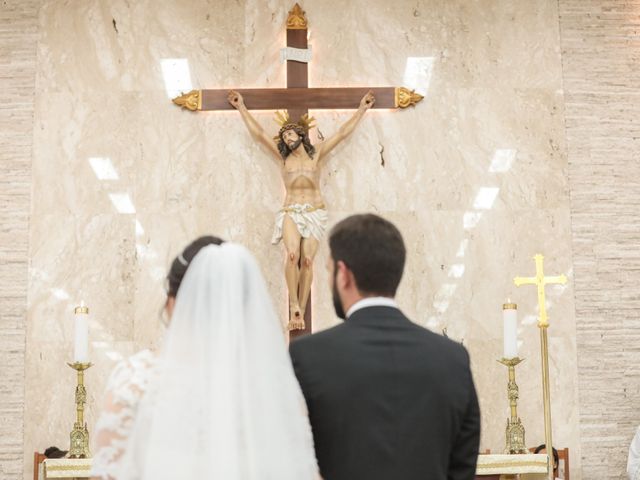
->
xmin=514 ymin=254 xmax=567 ymax=328
xmin=514 ymin=253 xmax=567 ymax=480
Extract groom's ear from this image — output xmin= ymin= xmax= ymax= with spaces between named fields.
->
xmin=336 ymin=261 xmax=354 ymax=290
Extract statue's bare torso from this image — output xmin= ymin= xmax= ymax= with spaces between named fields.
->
xmin=282 ymin=151 xmax=323 ymax=207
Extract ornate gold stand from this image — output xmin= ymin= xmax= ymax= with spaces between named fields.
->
xmin=67 ymin=362 xmax=92 ymax=458
xmin=498 ymin=357 xmax=527 ymax=454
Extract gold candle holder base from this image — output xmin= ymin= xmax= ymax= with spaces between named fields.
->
xmin=498 ymin=357 xmax=528 ymax=454
xmin=67 ymin=362 xmax=92 ymax=458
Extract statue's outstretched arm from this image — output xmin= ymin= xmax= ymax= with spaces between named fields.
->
xmin=228 ymin=90 xmax=281 ymax=162
xmin=317 ymin=91 xmax=375 ymax=159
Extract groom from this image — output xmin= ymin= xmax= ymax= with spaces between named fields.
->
xmin=289 ymin=214 xmax=481 ymax=480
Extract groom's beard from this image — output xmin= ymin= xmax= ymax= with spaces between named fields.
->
xmin=332 ymin=270 xmax=346 ymax=320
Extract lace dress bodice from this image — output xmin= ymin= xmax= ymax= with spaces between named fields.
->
xmin=90 ymin=350 xmax=156 ymax=480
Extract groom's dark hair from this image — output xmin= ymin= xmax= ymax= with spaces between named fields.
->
xmin=329 ymin=214 xmax=406 ymax=297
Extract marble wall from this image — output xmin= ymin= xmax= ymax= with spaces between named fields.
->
xmin=558 ymin=1 xmax=640 ymax=477
xmin=10 ymin=0 xmax=640 ymax=479
xmin=0 ymin=1 xmax=40 ymax=477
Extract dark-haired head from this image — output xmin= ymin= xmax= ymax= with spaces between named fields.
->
xmin=44 ymin=446 xmax=68 ymax=459
xmin=166 ymin=235 xmax=225 ymax=298
xmin=328 ymin=214 xmax=405 ymax=317
xmin=277 ymin=125 xmax=315 ymax=160
xmin=533 ymin=444 xmax=559 ymax=471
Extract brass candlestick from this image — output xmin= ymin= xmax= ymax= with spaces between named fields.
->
xmin=67 ymin=362 xmax=92 ymax=458
xmin=498 ymin=357 xmax=527 ymax=454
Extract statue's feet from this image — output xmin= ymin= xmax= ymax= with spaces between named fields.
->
xmin=287 ymin=319 xmax=306 ymax=331
xmin=287 ymin=306 xmax=305 ymax=331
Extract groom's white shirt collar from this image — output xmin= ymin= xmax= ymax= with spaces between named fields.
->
xmin=346 ymin=297 xmax=398 ymax=319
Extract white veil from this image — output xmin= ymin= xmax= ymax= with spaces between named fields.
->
xmin=120 ymin=243 xmax=318 ymax=479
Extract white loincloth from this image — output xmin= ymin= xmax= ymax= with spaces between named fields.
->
xmin=271 ymin=203 xmax=328 ymax=245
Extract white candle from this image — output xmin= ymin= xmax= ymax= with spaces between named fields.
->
xmin=74 ymin=304 xmax=89 ymax=363
xmin=503 ymin=302 xmax=518 ymax=359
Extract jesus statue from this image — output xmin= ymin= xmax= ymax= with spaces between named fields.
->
xmin=227 ymin=90 xmax=375 ymax=331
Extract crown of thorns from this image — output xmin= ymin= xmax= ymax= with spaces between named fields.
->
xmin=273 ymin=111 xmax=316 ymax=142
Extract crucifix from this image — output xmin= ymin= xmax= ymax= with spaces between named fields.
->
xmin=172 ymin=4 xmax=423 ymax=338
xmin=514 ymin=254 xmax=567 ymax=480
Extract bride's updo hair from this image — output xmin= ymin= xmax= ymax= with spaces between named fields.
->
xmin=166 ymin=235 xmax=224 ymax=297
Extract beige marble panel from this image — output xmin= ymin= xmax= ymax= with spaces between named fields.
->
xmin=24 ymin=0 xmax=583 ymax=479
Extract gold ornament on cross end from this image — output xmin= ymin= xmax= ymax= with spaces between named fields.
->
xmin=172 ymin=90 xmax=202 ymax=111
xmin=394 ymin=87 xmax=424 ymax=109
xmin=514 ymin=253 xmax=568 ymax=480
xmin=287 ymin=3 xmax=308 ymax=30
xmin=67 ymin=362 xmax=92 ymax=458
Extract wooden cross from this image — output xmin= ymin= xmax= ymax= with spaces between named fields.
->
xmin=172 ymin=4 xmax=423 ymax=117
xmin=514 ymin=254 xmax=567 ymax=328
xmin=513 ymin=253 xmax=567 ymax=480
xmin=172 ymin=4 xmax=423 ymax=338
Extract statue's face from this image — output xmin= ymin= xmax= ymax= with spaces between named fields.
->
xmin=282 ymin=128 xmax=300 ymax=148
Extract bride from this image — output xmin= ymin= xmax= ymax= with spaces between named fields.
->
xmin=90 ymin=239 xmax=318 ymax=479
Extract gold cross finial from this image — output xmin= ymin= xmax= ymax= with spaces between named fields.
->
xmin=287 ymin=3 xmax=307 ymax=30
xmin=513 ymin=254 xmax=567 ymax=328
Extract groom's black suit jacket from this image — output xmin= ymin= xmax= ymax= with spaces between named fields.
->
xmin=289 ymin=306 xmax=480 ymax=480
